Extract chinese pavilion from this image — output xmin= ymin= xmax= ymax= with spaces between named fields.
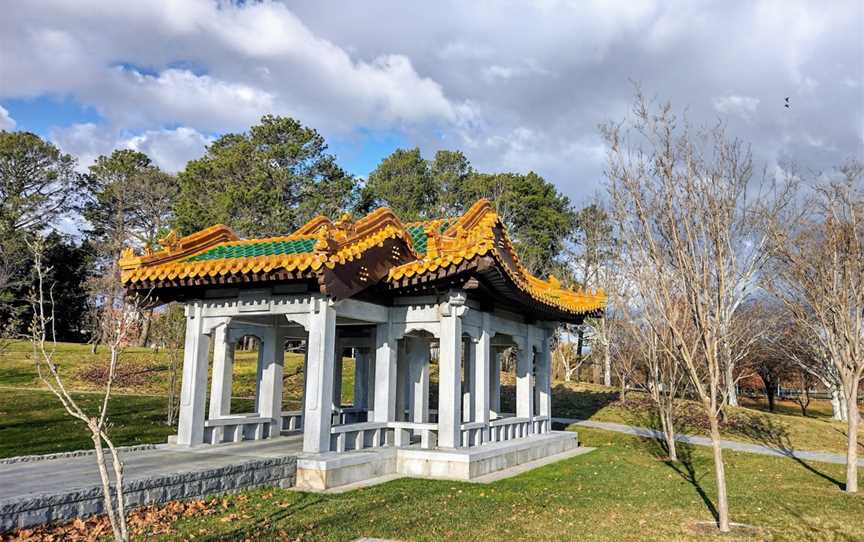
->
xmin=120 ymin=199 xmax=605 ymax=489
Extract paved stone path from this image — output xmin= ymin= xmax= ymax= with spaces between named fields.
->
xmin=0 ymin=436 xmax=303 ymax=501
xmin=553 ymin=418 xmax=864 ymax=466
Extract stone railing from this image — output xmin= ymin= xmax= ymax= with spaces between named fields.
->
xmin=390 ymin=421 xmax=438 ymax=449
xmin=330 ymin=421 xmax=389 ymax=452
xmin=333 ymin=406 xmax=368 ymax=425
xmin=204 ymin=414 xmax=273 ymax=444
xmin=532 ymin=415 xmax=550 ymax=435
xmin=329 ymin=421 xmax=439 ymax=452
xmin=459 ymin=421 xmax=487 ymax=447
xmin=281 ymin=410 xmax=304 ymax=432
xmin=488 ymin=416 xmax=531 ymax=443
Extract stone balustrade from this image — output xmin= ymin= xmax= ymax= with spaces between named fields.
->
xmin=488 ymin=416 xmax=532 ymax=443
xmin=459 ymin=421 xmax=487 ymax=447
xmin=390 ymin=421 xmax=439 ymax=449
xmin=532 ymin=415 xmax=551 ymax=435
xmin=203 ymin=415 xmax=273 ymax=445
xmin=280 ymin=411 xmax=304 ymax=432
xmin=330 ymin=421 xmax=389 ymax=452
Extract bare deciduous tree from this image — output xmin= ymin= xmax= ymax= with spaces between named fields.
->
xmin=626 ymin=314 xmax=685 ymax=460
xmin=604 ymin=92 xmax=786 ymax=532
xmin=28 ymin=236 xmax=144 ymax=541
xmin=150 ymin=304 xmax=186 ymax=425
xmin=554 ymin=328 xmax=587 ymax=382
xmin=766 ymin=163 xmax=863 ymax=493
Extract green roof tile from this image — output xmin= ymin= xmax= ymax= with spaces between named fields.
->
xmin=407 ymin=225 xmax=428 ymax=254
xmin=186 ymin=238 xmax=316 ymax=261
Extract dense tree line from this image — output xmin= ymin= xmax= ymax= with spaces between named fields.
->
xmin=0 ymin=115 xmax=591 ymax=343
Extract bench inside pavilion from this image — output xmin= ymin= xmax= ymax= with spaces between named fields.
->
xmin=120 ymin=199 xmax=605 ymax=489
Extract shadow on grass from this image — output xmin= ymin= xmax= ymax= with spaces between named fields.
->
xmin=632 ymin=408 xmax=720 ymax=525
xmin=730 ymin=413 xmax=845 ymax=491
xmin=829 ymin=424 xmax=864 ymax=452
xmin=549 ymin=384 xmax=619 ymax=420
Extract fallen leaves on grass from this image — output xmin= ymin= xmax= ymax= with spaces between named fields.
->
xmin=1 ymin=498 xmax=225 ymax=541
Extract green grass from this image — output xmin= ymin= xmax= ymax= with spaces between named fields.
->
xmin=0 ymin=340 xmax=859 ymax=458
xmin=140 ymin=427 xmax=864 ymax=541
xmin=0 ymin=340 xmax=355 ymax=458
xmin=0 ymin=388 xmax=177 ymax=458
xmin=553 ymin=382 xmax=862 ymax=457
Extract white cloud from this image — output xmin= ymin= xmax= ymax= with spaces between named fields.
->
xmin=51 ymin=124 xmax=211 ymax=173
xmin=0 ymin=106 xmax=15 ymax=130
xmin=123 ymin=127 xmax=213 ymax=172
xmin=713 ymin=95 xmax=761 ymax=123
xmin=482 ymin=60 xmax=553 ymax=83
xmin=100 ymin=68 xmax=275 ymax=132
xmin=49 ymin=123 xmax=116 ymax=171
xmin=0 ymin=0 xmax=464 ymax=133
xmin=1 ymin=0 xmax=861 ymax=204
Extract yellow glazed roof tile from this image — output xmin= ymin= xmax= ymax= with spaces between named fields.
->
xmin=120 ymin=199 xmax=606 ymax=316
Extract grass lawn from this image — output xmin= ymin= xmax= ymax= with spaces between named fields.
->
xmin=553 ymin=382 xmax=862 ymax=457
xmin=134 ymin=427 xmax=864 ymax=541
xmin=0 ymin=388 xmax=176 ymax=458
xmin=0 ymin=340 xmax=354 ymax=458
xmin=0 ymin=340 xmax=860 ymax=459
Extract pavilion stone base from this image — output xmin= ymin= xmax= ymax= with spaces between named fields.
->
xmin=296 ymin=431 xmax=580 ymax=491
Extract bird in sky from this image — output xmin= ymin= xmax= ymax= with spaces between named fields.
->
xmin=785 ymin=97 xmax=790 ymax=108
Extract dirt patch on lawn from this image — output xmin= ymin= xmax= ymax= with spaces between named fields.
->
xmin=686 ymin=521 xmax=769 ymax=540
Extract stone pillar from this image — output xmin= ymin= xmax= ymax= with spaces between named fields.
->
xmin=395 ymin=340 xmax=409 ymax=421
xmin=353 ymin=349 xmax=370 ymax=411
xmin=254 ymin=341 xmax=265 ymax=413
xmin=303 ymin=298 xmax=337 ymax=453
xmin=301 ymin=347 xmax=309 ymax=422
xmin=538 ymin=329 xmax=553 ymax=418
xmin=332 ymin=339 xmax=343 ymax=411
xmin=474 ymin=314 xmax=491 ymax=438
xmin=516 ymin=341 xmax=534 ymax=422
xmin=462 ymin=337 xmax=475 ymax=423
xmin=406 ymin=336 xmax=430 ymax=423
xmin=208 ymin=323 xmax=235 ymax=419
xmin=366 ymin=349 xmax=376 ymax=413
xmin=373 ymin=322 xmax=397 ymax=424
xmin=257 ymin=324 xmax=284 ymax=437
xmin=438 ymin=290 xmax=466 ymax=448
xmin=177 ymin=302 xmax=212 ymax=447
xmin=490 ymin=348 xmax=501 ymax=418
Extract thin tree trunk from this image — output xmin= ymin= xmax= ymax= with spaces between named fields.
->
xmin=105 ymin=439 xmax=129 ymax=540
xmin=708 ymin=411 xmax=730 ymax=532
xmin=137 ymin=308 xmax=153 ymax=347
xmin=765 ymin=381 xmax=775 ymax=412
xmin=725 ymin=363 xmax=738 ymax=407
xmin=576 ymin=327 xmax=584 ymax=358
xmin=603 ymin=340 xmax=612 ymax=387
xmin=845 ymin=384 xmax=859 ymax=493
xmin=840 ymin=393 xmax=850 ymax=423
xmin=660 ymin=409 xmax=678 ymax=461
xmin=92 ymin=434 xmax=123 ymax=542
xmin=832 ymin=388 xmax=844 ymax=421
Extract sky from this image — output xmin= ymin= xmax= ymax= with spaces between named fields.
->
xmin=1 ymin=0 xmax=862 ymax=206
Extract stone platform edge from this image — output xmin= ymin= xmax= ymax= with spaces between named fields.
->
xmin=0 ymin=455 xmax=297 ymax=533
xmin=296 ymin=430 xmax=581 ymax=491
xmin=0 ymin=443 xmax=168 ymax=465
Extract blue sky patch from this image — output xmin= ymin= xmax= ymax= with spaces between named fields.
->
xmin=328 ymin=128 xmax=408 ymax=179
xmin=1 ymin=96 xmax=101 ymax=136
